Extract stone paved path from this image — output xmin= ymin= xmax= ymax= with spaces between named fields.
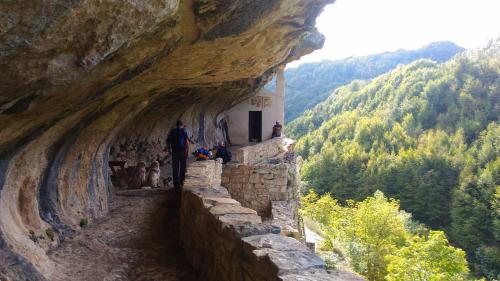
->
xmin=48 ymin=189 xmax=198 ymax=281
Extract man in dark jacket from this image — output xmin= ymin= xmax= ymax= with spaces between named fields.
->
xmin=272 ymin=121 xmax=282 ymax=138
xmin=215 ymin=141 xmax=231 ymax=164
xmin=167 ymin=120 xmax=189 ymax=189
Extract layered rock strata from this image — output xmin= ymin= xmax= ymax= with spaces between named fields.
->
xmin=0 ymin=0 xmax=332 ymax=279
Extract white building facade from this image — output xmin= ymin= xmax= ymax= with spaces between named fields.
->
xmin=224 ymin=67 xmax=285 ymax=145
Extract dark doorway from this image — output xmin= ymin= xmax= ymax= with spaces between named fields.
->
xmin=249 ymin=111 xmax=262 ymax=142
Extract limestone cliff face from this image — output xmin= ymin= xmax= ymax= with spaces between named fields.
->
xmin=0 ymin=1 xmax=332 ymax=279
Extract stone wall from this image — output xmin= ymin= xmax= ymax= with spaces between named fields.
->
xmin=184 ymin=159 xmax=223 ymax=188
xmin=180 ymin=185 xmax=358 ymax=281
xmin=221 ymin=163 xmax=288 ymax=216
xmin=233 ymin=138 xmax=286 ymax=165
xmin=179 ymin=158 xmax=365 ymax=281
xmin=180 ymin=187 xmax=342 ymax=281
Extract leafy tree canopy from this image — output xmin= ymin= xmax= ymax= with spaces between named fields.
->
xmin=295 ymin=41 xmax=500 ymax=279
xmin=386 ymin=231 xmax=470 ymax=281
xmin=302 ymin=192 xmax=473 ymax=281
xmin=273 ymin=41 xmax=464 ymax=124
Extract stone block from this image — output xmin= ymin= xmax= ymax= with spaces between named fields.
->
xmin=255 ymin=168 xmax=271 ymax=174
xmin=254 ymin=246 xmax=326 ymax=273
xmin=263 ymin=173 xmax=275 ymax=180
xmin=219 ymin=213 xmax=262 ymax=225
xmin=204 ymin=197 xmax=242 ymax=206
xmin=243 ymin=234 xmax=306 ymax=251
xmin=234 ymin=176 xmax=249 ymax=184
xmin=237 ymin=224 xmax=281 ymax=238
xmin=248 ymin=175 xmax=261 ymax=184
xmin=210 ymin=204 xmax=258 ymax=216
xmin=254 ymin=183 xmax=266 ymax=190
xmin=280 ymin=270 xmax=366 ymax=281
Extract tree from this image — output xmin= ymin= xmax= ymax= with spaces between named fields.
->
xmin=296 ymin=43 xmax=500 ymax=279
xmin=302 ymin=191 xmax=410 ymax=281
xmin=386 ymin=231 xmax=470 ymax=281
xmin=346 ymin=191 xmax=409 ymax=281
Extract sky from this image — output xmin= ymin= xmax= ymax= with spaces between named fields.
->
xmin=290 ymin=0 xmax=500 ymax=67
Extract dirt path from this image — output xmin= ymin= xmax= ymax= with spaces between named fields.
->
xmin=48 ymin=189 xmax=198 ymax=281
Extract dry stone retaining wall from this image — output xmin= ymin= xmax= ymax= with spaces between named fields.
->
xmin=184 ymin=159 xmax=223 ymax=188
xmin=233 ymin=138 xmax=286 ymax=165
xmin=180 ymin=161 xmax=364 ymax=281
xmin=221 ymin=163 xmax=289 ymax=216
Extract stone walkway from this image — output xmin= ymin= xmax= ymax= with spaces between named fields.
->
xmin=48 ymin=189 xmax=198 ymax=281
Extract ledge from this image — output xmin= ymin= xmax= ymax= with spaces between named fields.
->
xmin=179 ymin=183 xmax=363 ymax=280
xmin=233 ymin=138 xmax=287 ymax=165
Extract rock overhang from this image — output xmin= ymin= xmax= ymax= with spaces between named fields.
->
xmin=0 ymin=0 xmax=334 ymax=279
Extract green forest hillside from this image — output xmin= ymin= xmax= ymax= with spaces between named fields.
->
xmin=293 ymin=43 xmax=500 ymax=279
xmin=278 ymin=41 xmax=464 ymax=122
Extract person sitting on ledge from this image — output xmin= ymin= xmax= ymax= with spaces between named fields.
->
xmin=215 ymin=141 xmax=231 ymax=164
xmin=195 ymin=146 xmax=212 ymax=161
xmin=271 ymin=120 xmax=282 ymax=138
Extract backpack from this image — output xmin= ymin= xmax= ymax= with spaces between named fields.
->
xmin=195 ymin=148 xmax=211 ymax=160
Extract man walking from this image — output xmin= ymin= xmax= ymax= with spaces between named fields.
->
xmin=167 ymin=120 xmax=189 ymax=189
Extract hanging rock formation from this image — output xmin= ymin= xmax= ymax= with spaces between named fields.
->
xmin=0 ymin=0 xmax=332 ymax=279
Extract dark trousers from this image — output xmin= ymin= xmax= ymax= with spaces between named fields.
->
xmin=172 ymin=150 xmax=187 ymax=188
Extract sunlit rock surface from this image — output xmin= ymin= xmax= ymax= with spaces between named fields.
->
xmin=0 ymin=0 xmax=331 ymax=279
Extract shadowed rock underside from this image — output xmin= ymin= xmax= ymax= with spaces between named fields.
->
xmin=0 ymin=0 xmax=332 ymax=280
